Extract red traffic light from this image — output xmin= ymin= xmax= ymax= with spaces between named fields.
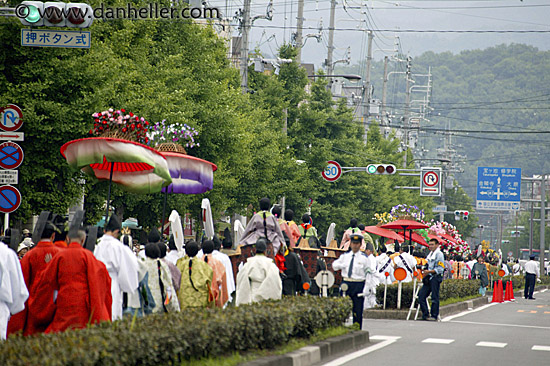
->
xmin=463 ymin=211 xmax=469 ymax=216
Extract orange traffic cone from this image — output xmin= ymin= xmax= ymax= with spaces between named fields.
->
xmin=504 ymin=281 xmax=511 ymax=302
xmin=508 ymin=280 xmax=515 ymax=301
xmin=491 ymin=281 xmax=500 ymax=303
xmin=497 ymin=280 xmax=504 ymax=302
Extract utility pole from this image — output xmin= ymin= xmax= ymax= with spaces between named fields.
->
xmin=362 ymin=31 xmax=373 ymax=144
xmin=403 ymin=56 xmax=412 ymax=167
xmin=295 ymin=0 xmax=305 ymax=64
xmin=380 ymin=56 xmax=389 ymax=126
xmin=540 ymin=174 xmax=546 ymax=272
xmin=326 ymin=0 xmax=336 ymax=76
xmin=240 ymin=0 xmax=252 ymax=93
xmin=530 ymin=180 xmax=534 ymax=255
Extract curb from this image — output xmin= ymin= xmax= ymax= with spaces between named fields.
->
xmin=241 ymin=330 xmax=370 ymax=366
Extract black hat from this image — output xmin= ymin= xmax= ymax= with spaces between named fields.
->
xmin=105 ymin=215 xmax=121 ymax=232
xmin=365 ymin=242 xmax=374 ymax=252
xmin=68 ymin=210 xmax=85 ymax=239
xmin=255 ymin=238 xmax=267 ymax=253
xmin=212 ymin=235 xmax=222 ymax=250
xmin=350 ymin=233 xmax=363 ymax=242
xmin=530 ymin=254 xmax=536 ymax=260
xmin=186 ymin=241 xmax=199 ymax=257
xmin=145 ymin=243 xmax=160 ymax=259
xmin=168 ymin=234 xmax=177 ymax=251
xmin=202 ymin=240 xmax=214 ymax=254
xmin=147 ymin=227 xmax=161 ymax=243
xmin=284 ymin=209 xmax=294 ymax=221
xmin=259 ymin=197 xmax=271 ymax=211
xmin=222 ymin=228 xmax=232 ymax=249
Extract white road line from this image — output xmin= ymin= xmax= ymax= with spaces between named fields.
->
xmin=441 ymin=302 xmax=497 ymax=322
xmin=532 ymin=345 xmax=550 ymax=352
xmin=421 ymin=338 xmax=455 ymax=344
xmin=321 ymin=335 xmax=401 ymax=366
xmin=476 ymin=341 xmax=507 ymax=348
xmin=450 ymin=320 xmax=550 ymax=330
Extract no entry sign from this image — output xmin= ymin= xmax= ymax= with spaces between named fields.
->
xmin=0 ymin=185 xmax=21 ymax=213
xmin=0 ymin=142 xmax=24 ymax=170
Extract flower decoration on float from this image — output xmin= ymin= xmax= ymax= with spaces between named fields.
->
xmin=373 ymin=212 xmax=396 ymax=224
xmin=390 ymin=204 xmax=425 ymax=222
xmin=147 ymin=120 xmax=199 ymax=149
xmin=89 ymin=108 xmax=150 ymax=144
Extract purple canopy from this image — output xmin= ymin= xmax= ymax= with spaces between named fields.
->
xmin=160 ymin=152 xmax=217 ymax=194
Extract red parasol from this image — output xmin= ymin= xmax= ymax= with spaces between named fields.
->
xmin=363 ymin=226 xmax=404 ymax=243
xmin=380 ymin=219 xmax=429 ymax=230
xmin=398 ymin=231 xmax=428 ymax=247
xmin=381 ymin=219 xmax=429 ymax=248
xmin=440 ymin=232 xmax=458 ymax=244
xmin=427 ymin=233 xmax=443 ymax=243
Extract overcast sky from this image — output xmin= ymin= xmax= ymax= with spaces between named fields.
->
xmin=208 ymin=0 xmax=550 ymax=66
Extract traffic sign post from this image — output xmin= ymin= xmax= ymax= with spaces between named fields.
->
xmin=476 ymin=167 xmax=521 ymax=211
xmin=420 ymin=167 xmax=441 ymax=197
xmin=322 ymin=160 xmax=342 ymax=182
xmin=0 ymin=170 xmax=18 ymax=185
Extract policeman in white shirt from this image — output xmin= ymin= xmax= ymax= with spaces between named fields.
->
xmin=333 ymin=233 xmax=370 ymax=329
xmin=524 ymin=254 xmax=540 ymax=300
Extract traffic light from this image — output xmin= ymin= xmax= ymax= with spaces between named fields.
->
xmin=454 ymin=210 xmax=469 ymax=221
xmin=17 ymin=1 xmax=93 ymax=28
xmin=366 ymin=164 xmax=396 ymax=175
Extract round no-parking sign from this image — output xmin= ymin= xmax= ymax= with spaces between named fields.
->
xmin=0 ymin=185 xmax=21 ymax=213
xmin=0 ymin=142 xmax=24 ymax=170
xmin=322 ymin=161 xmax=342 ymax=182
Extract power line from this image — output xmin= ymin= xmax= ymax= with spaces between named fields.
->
xmin=251 ymin=25 xmax=550 ymax=33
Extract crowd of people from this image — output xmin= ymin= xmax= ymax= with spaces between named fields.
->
xmin=0 ymin=199 xmax=546 ymax=339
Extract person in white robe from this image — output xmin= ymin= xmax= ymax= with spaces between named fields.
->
xmin=377 ymin=245 xmax=394 ymax=285
xmin=0 ymin=242 xmax=29 ymax=340
xmin=165 ymin=235 xmax=184 ymax=266
xmin=362 ymin=243 xmax=379 ymax=310
xmin=236 ymin=239 xmax=282 ymax=306
xmin=392 ymin=245 xmax=418 ymax=283
xmin=94 ymin=215 xmax=139 ymax=321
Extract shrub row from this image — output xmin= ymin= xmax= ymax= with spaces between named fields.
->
xmin=0 ymin=296 xmax=351 ymax=366
xmin=490 ymin=275 xmax=550 ymax=290
xmin=375 ymin=279 xmax=480 ymax=309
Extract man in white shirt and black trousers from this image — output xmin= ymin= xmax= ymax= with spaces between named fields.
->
xmin=333 ymin=233 xmax=370 ymax=329
xmin=524 ymin=254 xmax=540 ymax=300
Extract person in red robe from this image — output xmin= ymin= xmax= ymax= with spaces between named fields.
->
xmin=7 ymin=222 xmax=62 ymax=337
xmin=29 ymin=229 xmax=112 ymax=333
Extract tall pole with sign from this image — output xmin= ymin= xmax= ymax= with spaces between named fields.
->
xmin=0 ymin=104 xmax=24 ymax=232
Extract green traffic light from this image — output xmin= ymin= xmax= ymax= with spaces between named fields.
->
xmin=367 ymin=165 xmax=377 ymax=174
xmin=25 ymin=5 xmax=41 ymax=23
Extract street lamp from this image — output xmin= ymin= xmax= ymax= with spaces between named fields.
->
xmin=309 ymin=74 xmax=362 ymax=81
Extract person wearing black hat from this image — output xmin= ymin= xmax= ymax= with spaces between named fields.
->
xmin=7 ymin=221 xmax=62 ymax=337
xmin=239 ymin=198 xmax=285 ymax=255
xmin=94 ymin=215 xmax=139 ymax=321
xmin=283 ymin=209 xmax=301 ymax=248
xmin=221 ymin=228 xmax=236 ymax=255
xmin=524 ymin=254 xmax=540 ymax=300
xmin=175 ymin=241 xmax=213 ymax=309
xmin=281 ymin=232 xmax=310 ymax=296
xmin=210 ymin=235 xmax=236 ymax=305
xmin=29 ymin=226 xmax=112 ymax=333
xmin=235 ymin=238 xmax=282 ymax=306
xmin=333 ymin=233 xmax=370 ymax=329
xmin=298 ymin=214 xmax=319 ymax=246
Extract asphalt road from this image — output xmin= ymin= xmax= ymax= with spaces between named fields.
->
xmin=321 ymin=289 xmax=550 ymax=366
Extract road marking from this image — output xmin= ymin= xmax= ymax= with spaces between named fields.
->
xmin=476 ymin=341 xmax=507 ymax=348
xmin=544 ymin=311 xmax=550 ymax=314
xmin=517 ymin=310 xmax=525 ymax=313
xmin=536 ymin=305 xmax=544 ymax=308
xmin=422 ymin=338 xmax=454 ymax=344
xmin=450 ymin=320 xmax=550 ymax=330
xmin=321 ymin=335 xmax=401 ymax=366
xmin=441 ymin=302 xmax=496 ymax=322
xmin=532 ymin=345 xmax=550 ymax=352
xmin=529 ymin=311 xmax=538 ymax=314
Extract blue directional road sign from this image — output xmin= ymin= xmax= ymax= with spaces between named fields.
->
xmin=476 ymin=167 xmax=521 ymax=211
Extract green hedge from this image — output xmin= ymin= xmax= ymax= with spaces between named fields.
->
xmin=0 ymin=297 xmax=351 ymax=366
xmin=490 ymin=275 xmax=550 ymax=290
xmin=375 ymin=279 xmax=480 ymax=309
